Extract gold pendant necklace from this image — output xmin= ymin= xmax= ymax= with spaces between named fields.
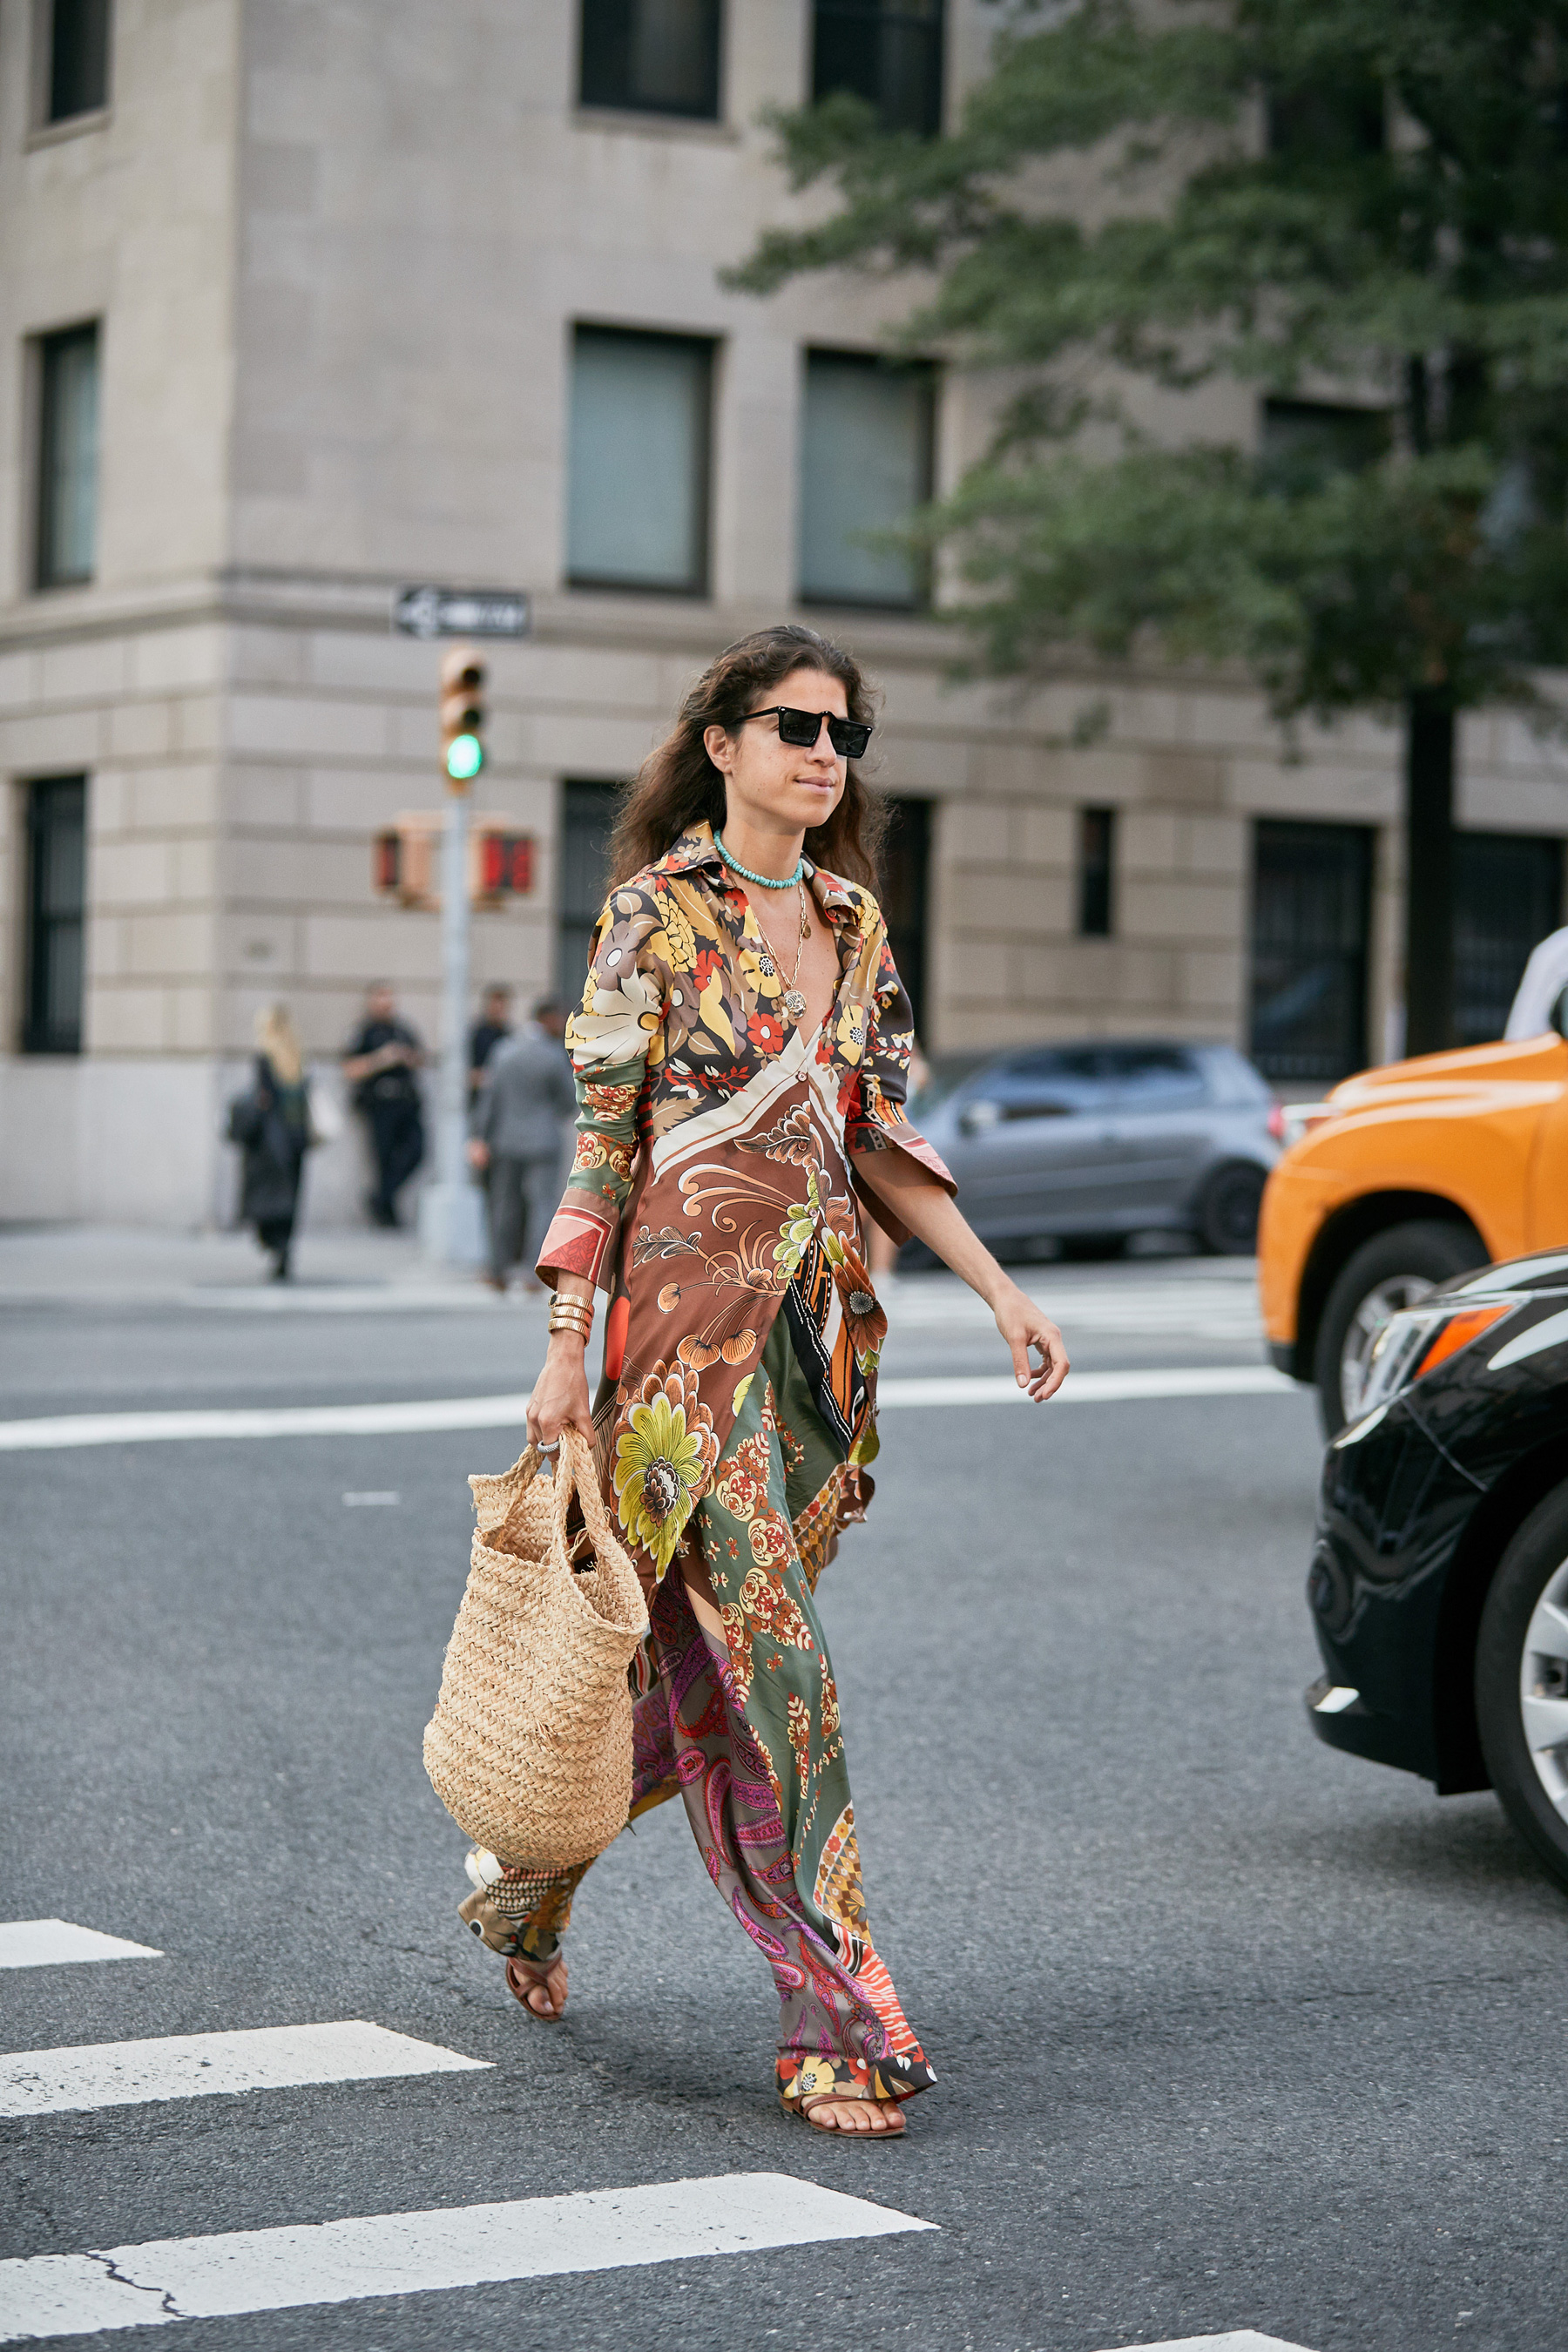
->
xmin=776 ymin=881 xmax=811 ymax=1022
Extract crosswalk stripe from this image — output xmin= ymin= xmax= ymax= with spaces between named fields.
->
xmin=0 ymin=2022 xmax=489 ymax=2119
xmin=0 ymin=1923 xmax=162 ymax=1970
xmin=0 ymin=2173 xmax=936 ymax=2339
xmin=0 ymin=1366 xmax=1297 ymax=1453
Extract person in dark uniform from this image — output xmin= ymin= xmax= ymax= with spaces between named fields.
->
xmin=469 ymin=983 xmax=514 ymax=1099
xmin=342 ymin=983 xmax=426 ymax=1227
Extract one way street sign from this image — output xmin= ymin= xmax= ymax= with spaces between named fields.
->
xmin=393 ymin=585 xmax=531 ymax=640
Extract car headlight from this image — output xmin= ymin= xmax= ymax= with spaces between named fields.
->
xmin=1349 ymin=1298 xmax=1517 ymax=1425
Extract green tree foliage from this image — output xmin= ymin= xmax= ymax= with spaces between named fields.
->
xmin=732 ymin=1 xmax=1568 ymax=1050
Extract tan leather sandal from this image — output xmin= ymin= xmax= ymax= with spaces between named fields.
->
xmin=504 ymin=1949 xmax=568 ymax=2023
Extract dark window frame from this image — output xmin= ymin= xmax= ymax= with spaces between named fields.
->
xmin=22 ymin=774 xmax=88 ymax=1057
xmin=558 ymin=777 xmax=623 ymax=1007
xmin=1077 ymin=806 xmax=1115 ymax=937
xmin=578 ymin=0 xmax=723 ymax=121
xmin=1456 ymin=830 xmax=1565 ymax=1048
xmin=798 ymin=346 xmax=936 ymax=612
xmin=44 ymin=0 xmax=112 ymax=124
xmin=1248 ymin=818 xmax=1374 ymax=1085
xmin=35 ymin=320 xmax=101 ymax=591
xmin=566 ymin=324 xmax=715 ymax=598
xmin=877 ymin=793 xmax=931 ymax=1036
xmin=812 ymin=0 xmax=945 ymax=137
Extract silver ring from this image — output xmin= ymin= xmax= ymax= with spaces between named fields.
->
xmin=538 ymin=1438 xmax=560 ymax=1455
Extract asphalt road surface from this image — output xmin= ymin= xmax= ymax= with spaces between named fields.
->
xmin=2 ymin=1254 xmax=1564 ymax=2352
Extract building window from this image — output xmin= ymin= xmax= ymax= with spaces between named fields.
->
xmin=1265 ymin=68 xmax=1383 ymax=161
xmin=1248 ymin=819 xmax=1372 ymax=1085
xmin=799 ymin=351 xmax=934 ymax=609
xmin=23 ymin=777 xmax=87 ymax=1056
xmin=36 ymin=323 xmax=100 ymax=589
xmin=47 ymin=0 xmax=111 ymax=122
xmin=1078 ymin=808 xmax=1115 ymax=937
xmin=878 ymin=794 xmax=931 ymax=1036
xmin=1456 ymin=832 xmax=1565 ymax=1047
xmin=578 ymin=0 xmax=721 ymax=119
xmin=1260 ymin=397 xmax=1389 ymax=490
xmin=813 ymin=1 xmax=943 ymax=136
xmin=566 ymin=328 xmax=713 ymax=595
xmin=558 ymin=779 xmax=622 ymax=1005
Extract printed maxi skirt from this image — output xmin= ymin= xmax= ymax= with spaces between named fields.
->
xmin=463 ymin=1305 xmax=936 ymax=2111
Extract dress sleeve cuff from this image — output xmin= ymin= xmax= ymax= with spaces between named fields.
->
xmin=535 ymin=1199 xmax=618 ymax=1294
xmin=847 ymin=1115 xmax=956 ymax=1247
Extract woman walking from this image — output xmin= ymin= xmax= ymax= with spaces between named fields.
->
xmin=230 ymin=1004 xmax=313 ymax=1281
xmin=472 ymin=625 xmax=1067 ymax=2137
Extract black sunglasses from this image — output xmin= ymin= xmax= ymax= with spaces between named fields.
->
xmin=744 ymin=705 xmax=873 ymax=760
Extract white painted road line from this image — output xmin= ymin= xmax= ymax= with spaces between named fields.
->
xmin=877 ymin=1366 xmax=1297 ymax=1409
xmin=1094 ymin=2337 xmax=1310 ymax=2351
xmin=0 ymin=1394 xmax=538 ymax=1451
xmin=0 ymin=1367 xmax=1298 ymax=1453
xmin=0 ymin=2173 xmax=936 ymax=2340
xmin=0 ymin=1922 xmax=162 ymax=1970
xmin=0 ymin=2021 xmax=489 ymax=2119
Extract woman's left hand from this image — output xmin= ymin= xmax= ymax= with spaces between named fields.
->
xmin=994 ymin=1282 xmax=1069 ymax=1402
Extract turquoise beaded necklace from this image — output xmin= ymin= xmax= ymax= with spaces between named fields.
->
xmin=713 ymin=828 xmax=805 ymax=889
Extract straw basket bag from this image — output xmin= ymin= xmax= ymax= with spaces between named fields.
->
xmin=422 ymin=1429 xmax=649 ymax=1868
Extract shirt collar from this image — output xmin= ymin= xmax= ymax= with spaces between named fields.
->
xmin=654 ymin=819 xmax=862 ymax=927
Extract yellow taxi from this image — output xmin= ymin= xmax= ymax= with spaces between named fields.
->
xmin=1258 ymin=1025 xmax=1568 ymax=1430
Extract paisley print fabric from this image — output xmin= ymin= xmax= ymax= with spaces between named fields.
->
xmin=500 ymin=820 xmax=947 ymax=2107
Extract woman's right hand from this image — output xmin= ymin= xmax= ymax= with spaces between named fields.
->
xmin=526 ymin=1334 xmax=596 ymax=1451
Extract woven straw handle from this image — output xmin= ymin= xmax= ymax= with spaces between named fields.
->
xmin=552 ymin=1427 xmax=622 ymax=1560
xmin=491 ymin=1443 xmax=544 ymax=1555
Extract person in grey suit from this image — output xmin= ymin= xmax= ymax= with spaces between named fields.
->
xmin=467 ymin=997 xmax=577 ymax=1292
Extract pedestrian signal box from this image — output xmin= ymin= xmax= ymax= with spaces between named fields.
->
xmin=476 ymin=830 xmax=533 ymax=900
xmin=438 ymin=645 xmax=487 ymax=786
xmin=373 ymin=816 xmax=534 ymax=909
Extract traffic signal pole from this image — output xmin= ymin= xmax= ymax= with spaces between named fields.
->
xmin=417 ymin=647 xmax=488 ymax=1269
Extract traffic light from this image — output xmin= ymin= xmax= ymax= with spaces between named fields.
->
xmin=439 ymin=645 xmax=486 ymax=784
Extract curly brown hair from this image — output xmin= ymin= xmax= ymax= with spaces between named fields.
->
xmin=607 ymin=625 xmax=889 ymax=890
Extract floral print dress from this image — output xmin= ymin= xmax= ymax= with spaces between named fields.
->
xmin=475 ymin=821 xmax=953 ymax=2111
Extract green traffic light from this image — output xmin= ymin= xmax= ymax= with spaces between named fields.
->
xmin=446 ymin=733 xmax=483 ymax=781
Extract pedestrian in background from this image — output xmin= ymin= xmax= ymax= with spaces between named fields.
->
xmin=227 ymin=1004 xmax=313 ymax=1281
xmin=467 ymin=997 xmax=574 ymax=1293
xmin=469 ymin=983 xmax=514 ymax=1098
xmin=342 ymin=983 xmax=426 ymax=1228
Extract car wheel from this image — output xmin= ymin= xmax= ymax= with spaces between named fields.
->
xmin=1196 ymin=1161 xmax=1267 ymax=1255
xmin=1475 ymin=1484 xmax=1568 ymax=1898
xmin=1313 ymin=1219 xmax=1487 ymax=1436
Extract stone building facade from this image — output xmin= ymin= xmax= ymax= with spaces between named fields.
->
xmin=3 ymin=0 xmax=1567 ymax=1226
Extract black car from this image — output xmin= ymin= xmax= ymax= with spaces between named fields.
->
xmin=1307 ymin=1249 xmax=1568 ymax=1893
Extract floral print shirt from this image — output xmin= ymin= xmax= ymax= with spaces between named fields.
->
xmin=537 ymin=819 xmax=954 ymax=1593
